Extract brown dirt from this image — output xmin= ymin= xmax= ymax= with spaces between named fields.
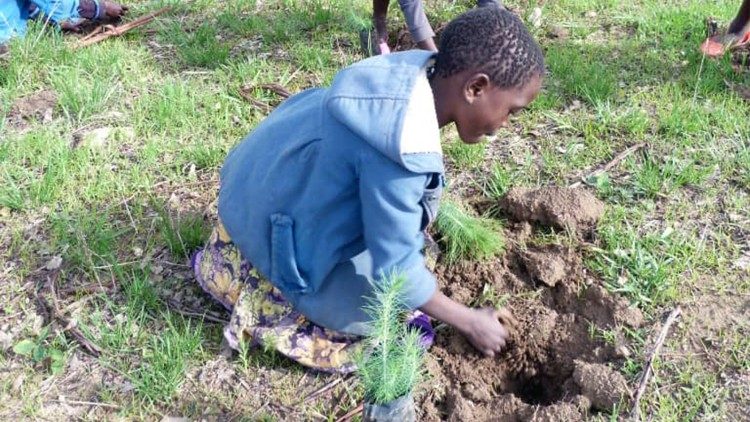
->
xmin=6 ymin=90 xmax=58 ymax=130
xmin=572 ymin=360 xmax=631 ymax=411
xmin=500 ymin=187 xmax=605 ymax=236
xmin=420 ymin=187 xmax=642 ymax=421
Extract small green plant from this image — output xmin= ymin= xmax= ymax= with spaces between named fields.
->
xmin=13 ymin=328 xmax=67 ymax=375
xmin=443 ymin=139 xmax=486 ymax=169
xmin=156 ymin=205 xmax=211 ymax=260
xmin=483 ymin=164 xmax=513 ymax=200
xmin=357 ymin=272 xmax=425 ymax=405
xmin=477 ymin=284 xmax=510 ymax=310
xmin=435 ymin=200 xmax=504 ymax=264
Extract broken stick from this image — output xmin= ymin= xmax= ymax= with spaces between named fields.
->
xmin=36 ymin=273 xmax=103 ymax=357
xmin=569 ymin=142 xmax=646 ymax=188
xmin=74 ymin=7 xmax=171 ymax=49
xmin=334 ymin=403 xmax=363 ymax=422
xmin=630 ymin=306 xmax=682 ymax=420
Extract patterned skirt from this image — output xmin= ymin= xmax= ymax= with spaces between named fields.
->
xmin=191 ymin=222 xmax=434 ymax=374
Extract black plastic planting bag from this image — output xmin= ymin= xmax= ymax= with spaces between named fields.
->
xmin=363 ymin=394 xmax=416 ymax=422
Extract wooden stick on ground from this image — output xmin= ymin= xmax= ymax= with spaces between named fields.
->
xmin=302 ymin=376 xmax=349 ymax=403
xmin=569 ymin=142 xmax=647 ymax=188
xmin=36 ymin=273 xmax=103 ymax=357
xmin=165 ymin=299 xmax=230 ymax=324
xmin=630 ymin=306 xmax=682 ymax=420
xmin=334 ymin=403 xmax=363 ymax=422
xmin=51 ymin=399 xmax=121 ymax=409
xmin=74 ymin=7 xmax=171 ymax=49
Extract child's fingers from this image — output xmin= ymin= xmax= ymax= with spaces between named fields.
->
xmin=494 ymin=308 xmax=518 ymax=334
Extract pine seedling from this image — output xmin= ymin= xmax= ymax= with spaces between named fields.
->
xmin=434 ymin=199 xmax=504 ymax=264
xmin=357 ymin=272 xmax=425 ymax=405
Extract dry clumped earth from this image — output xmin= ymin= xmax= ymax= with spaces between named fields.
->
xmin=421 ymin=187 xmax=641 ymax=421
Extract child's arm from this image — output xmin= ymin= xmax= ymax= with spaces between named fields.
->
xmin=420 ymin=290 xmax=514 ymax=356
xmin=359 ymin=153 xmax=514 ymax=355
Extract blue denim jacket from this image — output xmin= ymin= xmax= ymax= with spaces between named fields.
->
xmin=219 ymin=50 xmax=445 ymax=334
xmin=1 ymin=0 xmax=83 ymax=43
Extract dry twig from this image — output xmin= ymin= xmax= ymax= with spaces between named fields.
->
xmin=165 ymin=299 xmax=229 ymax=324
xmin=74 ymin=7 xmax=171 ymax=49
xmin=335 ymin=403 xmax=363 ymax=422
xmin=302 ymin=376 xmax=348 ymax=403
xmin=569 ymin=142 xmax=647 ymax=188
xmin=630 ymin=306 xmax=682 ymax=420
xmin=51 ymin=398 xmax=121 ymax=409
xmin=238 ymin=83 xmax=293 ymax=112
xmin=36 ymin=273 xmax=102 ymax=357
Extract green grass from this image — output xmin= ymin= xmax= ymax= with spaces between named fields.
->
xmin=156 ymin=205 xmax=211 ymax=260
xmin=443 ymin=138 xmax=486 ymax=169
xmin=434 ymin=199 xmax=504 ymax=264
xmin=1 ymin=0 xmax=749 ymax=419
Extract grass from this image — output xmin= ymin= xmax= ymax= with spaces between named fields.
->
xmin=1 ymin=0 xmax=749 ymax=419
xmin=434 ymin=199 xmax=505 ymax=264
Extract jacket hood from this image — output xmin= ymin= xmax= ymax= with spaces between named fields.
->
xmin=325 ymin=50 xmax=443 ymax=174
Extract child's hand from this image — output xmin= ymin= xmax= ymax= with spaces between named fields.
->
xmin=461 ymin=307 xmax=516 ymax=357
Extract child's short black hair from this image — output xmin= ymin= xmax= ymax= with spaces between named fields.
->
xmin=433 ymin=6 xmax=545 ymax=89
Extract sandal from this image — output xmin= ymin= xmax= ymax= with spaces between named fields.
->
xmin=701 ymin=22 xmax=750 ymax=57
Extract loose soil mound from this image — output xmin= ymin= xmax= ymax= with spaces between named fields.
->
xmin=421 ymin=188 xmax=641 ymax=421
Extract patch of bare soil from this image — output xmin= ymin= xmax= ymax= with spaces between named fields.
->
xmin=6 ymin=90 xmax=58 ymax=130
xmin=421 ymin=188 xmax=641 ymax=421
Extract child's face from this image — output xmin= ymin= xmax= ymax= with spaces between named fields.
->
xmin=453 ymin=73 xmax=542 ymax=144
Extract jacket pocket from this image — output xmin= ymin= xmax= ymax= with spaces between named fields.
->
xmin=420 ymin=173 xmax=444 ymax=230
xmin=270 ymin=214 xmax=309 ymax=295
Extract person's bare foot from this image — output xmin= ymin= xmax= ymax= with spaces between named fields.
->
xmin=99 ymin=0 xmax=128 ymax=20
xmin=701 ymin=18 xmax=750 ymax=57
xmin=701 ymin=30 xmax=750 ymax=57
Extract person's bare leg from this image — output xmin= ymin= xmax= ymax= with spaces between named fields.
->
xmin=398 ymin=0 xmax=437 ymax=52
xmin=373 ymin=0 xmax=389 ymax=45
xmin=415 ymin=38 xmax=437 ymax=52
xmin=728 ymin=0 xmax=750 ymax=35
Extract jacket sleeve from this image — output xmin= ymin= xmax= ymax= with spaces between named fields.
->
xmin=30 ymin=0 xmax=82 ymax=23
xmin=358 ymin=151 xmax=437 ymax=309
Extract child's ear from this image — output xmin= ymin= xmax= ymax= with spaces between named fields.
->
xmin=463 ymin=73 xmax=491 ymax=104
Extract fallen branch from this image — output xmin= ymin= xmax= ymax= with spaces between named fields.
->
xmin=257 ymin=83 xmax=292 ymax=99
xmin=165 ymin=299 xmax=230 ymax=324
xmin=335 ymin=403 xmax=363 ymax=422
xmin=238 ymin=83 xmax=293 ymax=112
xmin=238 ymin=87 xmax=272 ymax=113
xmin=74 ymin=7 xmax=171 ymax=49
xmin=630 ymin=306 xmax=682 ymax=420
xmin=36 ymin=273 xmax=102 ymax=357
xmin=570 ymin=142 xmax=646 ymax=188
xmin=51 ymin=398 xmax=121 ymax=409
xmin=302 ymin=376 xmax=347 ymax=403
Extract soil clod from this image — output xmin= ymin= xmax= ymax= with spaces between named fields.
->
xmin=499 ymin=187 xmax=604 ymax=235
xmin=573 ymin=360 xmax=631 ymax=411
